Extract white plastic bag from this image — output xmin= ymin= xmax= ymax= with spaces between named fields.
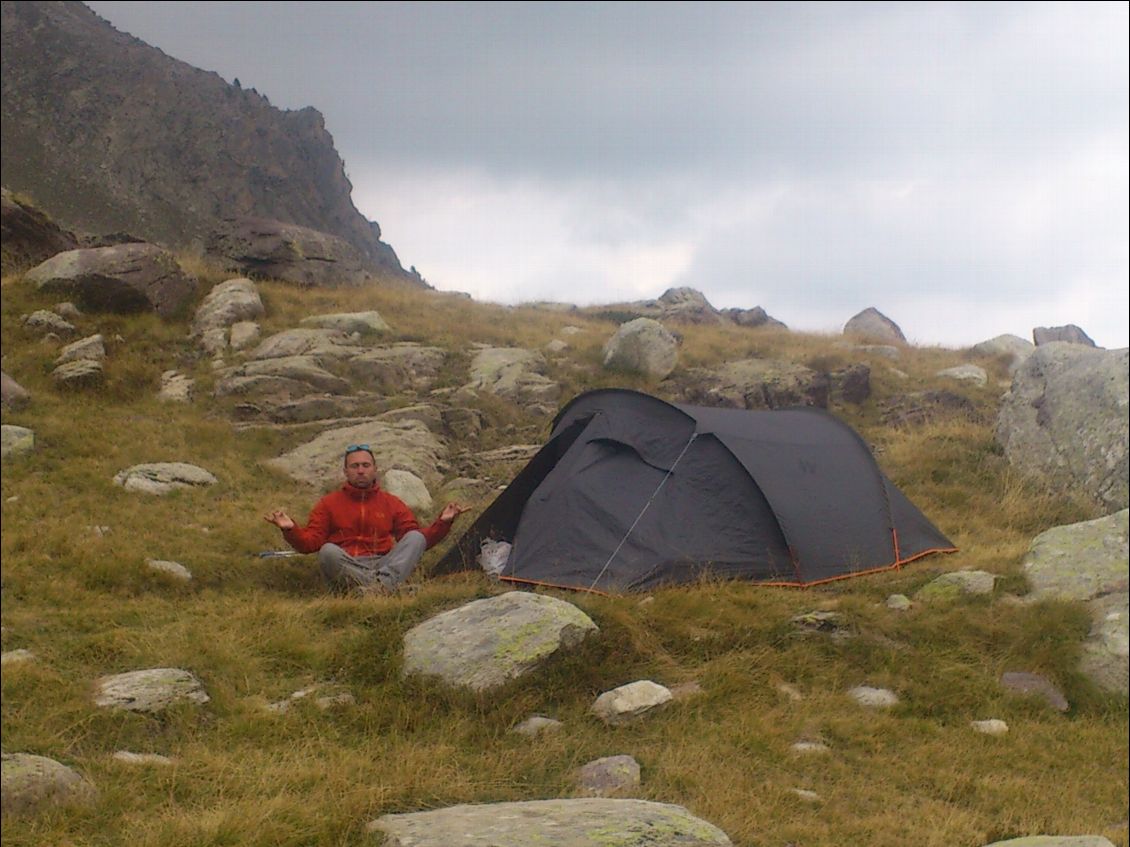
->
xmin=478 ymin=538 xmax=512 ymax=579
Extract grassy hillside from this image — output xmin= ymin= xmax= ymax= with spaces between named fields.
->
xmin=1 ymin=264 xmax=1126 ymax=847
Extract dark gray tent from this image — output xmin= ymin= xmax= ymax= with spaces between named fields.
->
xmin=436 ymin=388 xmax=956 ymax=593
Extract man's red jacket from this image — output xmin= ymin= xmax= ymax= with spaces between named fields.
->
xmin=283 ymin=484 xmax=452 ymax=557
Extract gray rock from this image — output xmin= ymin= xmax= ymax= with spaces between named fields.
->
xmin=1 ymin=370 xmax=31 ymax=409
xmin=830 ymin=363 xmax=871 ymax=404
xmin=146 ymin=559 xmax=193 ymax=581
xmin=1 ymin=425 xmax=34 ymax=460
xmin=52 ymin=358 xmax=104 ymax=388
xmin=1079 ymin=590 xmax=1129 ymax=696
xmin=0 ymin=187 xmax=79 ymax=271
xmin=54 ymin=333 xmax=105 ymax=365
xmin=1033 ymin=325 xmax=1098 ymax=347
xmin=1 ymin=753 xmax=95 ymax=814
xmin=982 ymin=837 xmax=1114 ymax=847
xmin=843 ymin=307 xmax=906 ymax=344
xmin=112 ymin=751 xmax=174 ymax=766
xmin=790 ymin=788 xmax=822 ymax=803
xmin=722 ymin=305 xmax=788 ymax=329
xmin=886 ymin=594 xmax=912 ymax=611
xmin=847 ymin=685 xmax=900 ymax=708
xmin=1000 ymin=671 xmax=1069 ymax=712
xmin=1024 ymin=510 xmax=1129 ymax=603
xmin=468 ymin=347 xmax=560 ymax=407
xmin=93 ymin=667 xmax=209 ymax=712
xmin=22 ymin=308 xmax=76 ymax=336
xmin=300 ymin=310 xmax=390 ymax=334
xmin=936 ymin=364 xmax=988 ymax=386
xmin=971 ymin=719 xmax=1009 ymax=736
xmin=382 ymin=468 xmax=432 ymax=514
xmin=265 ymin=419 xmax=445 ymax=489
xmin=970 ymin=334 xmax=1035 ymax=372
xmin=510 ymin=716 xmax=563 ymax=737
xmin=591 ymin=680 xmax=673 ymax=725
xmin=577 ymin=755 xmax=641 ymax=796
xmin=368 ymin=798 xmax=733 ymax=846
xmin=915 ymin=570 xmax=998 ymax=602
xmin=113 ymin=462 xmax=219 ymax=495
xmin=158 ymin=370 xmax=194 ymax=403
xmin=191 ymin=278 xmax=264 ymax=338
xmin=228 ymin=320 xmax=261 ymax=351
xmin=545 ymin=338 xmax=569 ymax=354
xmin=602 ymin=318 xmax=679 ymax=379
xmin=1 ymin=649 xmax=35 ymax=665
xmin=996 ymin=345 xmax=1128 ymax=511
xmin=681 ymin=358 xmax=829 ymax=410
xmin=215 ymin=356 xmax=352 ymax=397
xmin=403 ymin=592 xmax=598 ymax=692
xmin=25 ymin=242 xmax=197 ymax=317
xmin=248 ymin=328 xmax=361 ymax=362
xmin=791 ymin=741 xmax=831 ymax=754
xmin=349 ymin=344 xmax=447 ymax=391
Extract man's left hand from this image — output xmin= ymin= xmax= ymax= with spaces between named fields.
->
xmin=439 ymin=502 xmax=471 ymax=522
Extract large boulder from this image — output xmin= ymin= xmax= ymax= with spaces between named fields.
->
xmin=680 ymin=358 xmax=829 ymax=409
xmin=0 ymin=187 xmax=79 ymax=273
xmin=402 ymin=592 xmax=598 ymax=692
xmin=367 ymin=798 xmax=732 ymax=846
xmin=24 ymin=242 xmax=197 ymax=317
xmin=214 ymin=356 xmax=352 ymax=398
xmin=995 ymin=345 xmax=1128 ymax=511
xmin=1 ymin=370 xmax=30 ymax=410
xmin=602 ymin=318 xmax=679 ymax=379
xmin=1024 ymin=510 xmax=1129 ymax=695
xmin=843 ymin=307 xmax=906 ymax=344
xmin=206 ymin=217 xmax=375 ymax=287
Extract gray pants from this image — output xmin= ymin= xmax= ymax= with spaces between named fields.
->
xmin=317 ymin=531 xmax=427 ymax=591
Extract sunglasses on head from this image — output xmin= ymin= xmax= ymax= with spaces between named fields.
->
xmin=344 ymin=444 xmax=372 ymax=455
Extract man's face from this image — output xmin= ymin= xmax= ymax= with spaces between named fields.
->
xmin=344 ymin=450 xmax=378 ymax=489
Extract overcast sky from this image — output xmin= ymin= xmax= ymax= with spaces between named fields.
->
xmin=85 ymin=1 xmax=1128 ymax=348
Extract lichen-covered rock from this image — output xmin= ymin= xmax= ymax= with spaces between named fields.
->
xmin=403 ymin=592 xmax=598 ymax=692
xmin=52 ymin=358 xmax=104 ymax=388
xmin=999 ymin=671 xmax=1069 ymax=712
xmin=113 ymin=462 xmax=218 ymax=495
xmin=191 ymin=278 xmax=264 ymax=339
xmin=54 ymin=333 xmax=105 ymax=365
xmin=970 ymin=334 xmax=1035 ymax=372
xmin=93 ymin=667 xmax=209 ymax=712
xmin=349 ymin=344 xmax=446 ymax=391
xmin=936 ymin=364 xmax=987 ymax=386
xmin=1 ymin=753 xmax=95 ymax=814
xmin=915 ymin=570 xmax=997 ymax=602
xmin=680 ymin=358 xmax=829 ymax=410
xmin=467 ymin=347 xmax=560 ymax=409
xmin=367 ymin=798 xmax=733 ymax=846
xmin=996 ymin=345 xmax=1128 ymax=511
xmin=1033 ymin=325 xmax=1097 ymax=347
xmin=1 ymin=425 xmax=34 ymax=460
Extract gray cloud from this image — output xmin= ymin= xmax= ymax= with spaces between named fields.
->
xmin=84 ymin=1 xmax=1129 ymax=347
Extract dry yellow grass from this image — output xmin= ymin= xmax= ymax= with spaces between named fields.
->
xmin=2 ymin=268 xmax=1126 ymax=847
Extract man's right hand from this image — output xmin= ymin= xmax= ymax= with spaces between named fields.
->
xmin=264 ymin=510 xmax=295 ymax=530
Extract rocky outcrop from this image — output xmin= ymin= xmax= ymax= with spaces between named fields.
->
xmin=466 ymin=347 xmax=560 ymax=411
xmin=1 ymin=2 xmax=414 ymax=280
xmin=679 ymin=358 xmax=829 ymax=409
xmin=970 ymin=334 xmax=1035 ymax=373
xmin=402 ymin=592 xmax=598 ymax=692
xmin=191 ymin=278 xmax=265 ymax=354
xmin=1 ymin=186 xmax=78 ymax=273
xmin=206 ymin=217 xmax=379 ymax=288
xmin=25 ymin=243 xmax=197 ymax=318
xmin=996 ymin=345 xmax=1129 ymax=511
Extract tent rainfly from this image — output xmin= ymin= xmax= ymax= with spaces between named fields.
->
xmin=435 ymin=389 xmax=956 ymax=593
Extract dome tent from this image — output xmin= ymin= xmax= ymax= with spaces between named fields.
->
xmin=435 ymin=389 xmax=956 ymax=593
